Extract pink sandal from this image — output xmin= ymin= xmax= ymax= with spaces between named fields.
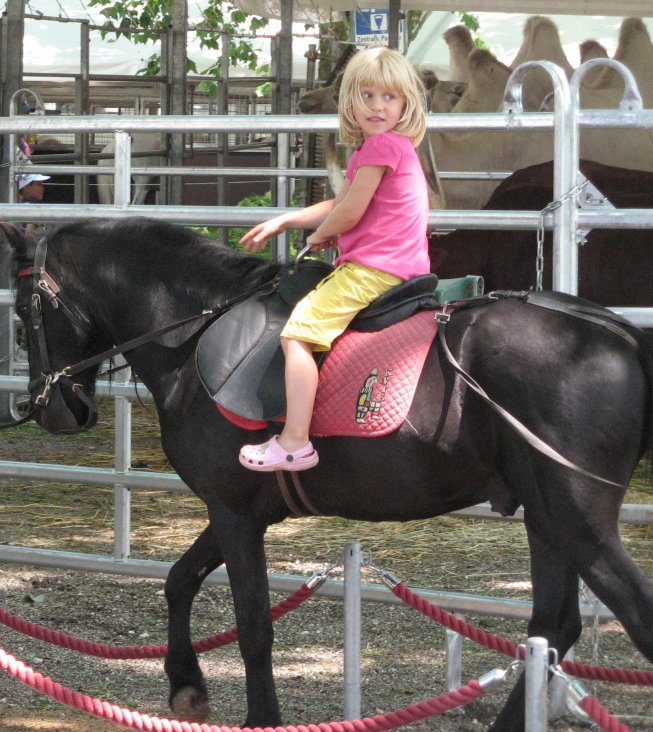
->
xmin=239 ymin=435 xmax=319 ymax=472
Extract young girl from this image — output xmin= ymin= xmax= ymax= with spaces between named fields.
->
xmin=239 ymin=46 xmax=431 ymax=472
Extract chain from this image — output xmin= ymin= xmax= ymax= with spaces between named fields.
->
xmin=535 ymin=178 xmax=590 ymax=291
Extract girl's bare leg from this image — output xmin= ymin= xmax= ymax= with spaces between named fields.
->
xmin=278 ymin=336 xmax=318 ymax=452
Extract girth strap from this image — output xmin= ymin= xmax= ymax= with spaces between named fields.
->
xmin=436 ymin=309 xmax=625 ymax=489
xmin=275 ymin=470 xmax=323 ymax=517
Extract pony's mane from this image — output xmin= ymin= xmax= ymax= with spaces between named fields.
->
xmin=48 ymin=217 xmax=281 ymax=293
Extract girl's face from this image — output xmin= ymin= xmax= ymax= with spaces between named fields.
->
xmin=353 ymin=83 xmax=405 ymax=139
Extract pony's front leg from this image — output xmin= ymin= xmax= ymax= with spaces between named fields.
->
xmin=215 ymin=509 xmax=281 ymax=727
xmin=165 ymin=525 xmax=224 ymax=722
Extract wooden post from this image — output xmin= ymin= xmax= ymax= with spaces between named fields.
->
xmin=0 ymin=0 xmax=25 ymax=201
xmin=277 ymin=0 xmax=294 ymax=116
xmin=388 ymin=0 xmax=400 ymax=50
xmin=169 ymin=0 xmax=188 ymax=205
xmin=75 ymin=20 xmax=91 ymax=203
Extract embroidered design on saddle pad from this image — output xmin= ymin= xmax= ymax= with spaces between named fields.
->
xmin=310 ymin=309 xmax=437 ymax=437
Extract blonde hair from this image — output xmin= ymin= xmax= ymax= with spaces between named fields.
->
xmin=338 ymin=47 xmax=427 ymax=149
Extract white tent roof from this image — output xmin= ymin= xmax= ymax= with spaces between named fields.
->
xmin=234 ymin=0 xmax=652 ymax=23
xmin=19 ymin=0 xmax=316 ymax=80
xmin=15 ymin=0 xmax=653 ymax=84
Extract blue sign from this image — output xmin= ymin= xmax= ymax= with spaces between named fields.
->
xmin=354 ymin=9 xmax=404 ymax=49
xmin=355 ymin=9 xmax=390 ymax=37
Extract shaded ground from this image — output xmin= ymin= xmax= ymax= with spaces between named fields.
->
xmin=1 ymin=400 xmax=652 ymax=731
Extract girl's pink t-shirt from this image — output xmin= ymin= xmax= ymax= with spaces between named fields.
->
xmin=335 ymin=130 xmax=430 ymax=280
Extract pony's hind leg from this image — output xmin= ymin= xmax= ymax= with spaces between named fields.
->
xmin=165 ymin=525 xmax=224 ymax=722
xmin=575 ymin=528 xmax=653 ymax=664
xmin=489 ymin=527 xmax=582 ymax=732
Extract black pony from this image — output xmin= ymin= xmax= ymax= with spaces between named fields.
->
xmin=3 ymin=217 xmax=653 ymax=730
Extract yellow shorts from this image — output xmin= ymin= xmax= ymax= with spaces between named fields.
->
xmin=281 ymin=261 xmax=402 ymax=351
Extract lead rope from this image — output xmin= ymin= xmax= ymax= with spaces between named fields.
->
xmin=535 ymin=178 xmax=589 ymax=291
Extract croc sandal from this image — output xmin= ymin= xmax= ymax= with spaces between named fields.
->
xmin=239 ymin=435 xmax=319 ymax=472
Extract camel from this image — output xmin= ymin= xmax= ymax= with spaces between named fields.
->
xmin=431 ymin=16 xmax=653 ymax=209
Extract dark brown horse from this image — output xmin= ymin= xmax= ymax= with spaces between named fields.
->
xmin=430 ymin=159 xmax=653 ymax=307
xmin=3 ymin=218 xmax=653 ymax=730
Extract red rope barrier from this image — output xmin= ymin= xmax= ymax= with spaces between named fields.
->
xmin=0 ymin=644 xmax=486 ymax=731
xmin=391 ymin=582 xmax=518 ymax=656
xmin=579 ymin=695 xmax=634 ymax=732
xmin=0 ymin=584 xmax=314 ymax=660
xmin=391 ymin=582 xmax=653 ymax=686
xmin=561 ymin=659 xmax=653 ymax=686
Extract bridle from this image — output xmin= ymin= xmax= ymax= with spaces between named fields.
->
xmin=3 ymin=236 xmax=279 ymax=431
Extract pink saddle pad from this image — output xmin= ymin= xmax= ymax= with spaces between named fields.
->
xmin=310 ymin=310 xmax=437 ymax=437
xmin=217 ymin=310 xmax=438 ymax=438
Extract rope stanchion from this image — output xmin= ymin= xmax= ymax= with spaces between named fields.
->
xmin=0 ymin=579 xmax=320 ymax=660
xmin=0 ymin=643 xmax=515 ymax=732
xmin=386 ymin=573 xmax=647 ymax=729
xmin=380 ymin=575 xmax=653 ymax=687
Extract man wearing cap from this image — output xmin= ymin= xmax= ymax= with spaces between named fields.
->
xmin=18 ymin=172 xmax=50 ymax=204
xmin=17 ymin=173 xmax=50 ymax=239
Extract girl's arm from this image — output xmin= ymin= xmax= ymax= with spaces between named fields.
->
xmin=306 ymin=165 xmax=386 ymax=247
xmin=240 ymin=197 xmax=337 ymax=253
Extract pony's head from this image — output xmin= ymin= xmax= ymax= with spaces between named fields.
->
xmin=2 ymin=223 xmax=100 ymax=434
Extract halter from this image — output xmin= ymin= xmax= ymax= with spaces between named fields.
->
xmin=7 ymin=235 xmax=279 ymax=432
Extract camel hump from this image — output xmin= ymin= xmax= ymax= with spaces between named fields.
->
xmin=443 ymin=24 xmax=474 ymax=48
xmin=512 ymin=15 xmax=573 ymax=77
xmin=444 ymin=24 xmax=476 ymax=82
xmin=614 ymin=16 xmax=653 ymax=63
xmin=579 ymin=40 xmax=609 ymax=63
xmin=467 ymin=49 xmax=510 ymax=83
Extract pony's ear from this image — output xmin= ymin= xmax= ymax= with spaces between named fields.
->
xmin=0 ymin=221 xmax=32 ymax=275
xmin=0 ymin=221 xmax=22 ymax=246
xmin=0 ymin=223 xmax=20 ymax=281
xmin=0 ymin=221 xmax=25 ymax=253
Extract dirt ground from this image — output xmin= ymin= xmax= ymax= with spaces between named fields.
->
xmin=1 ymin=401 xmax=653 ymax=731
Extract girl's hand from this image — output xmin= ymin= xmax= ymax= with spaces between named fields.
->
xmin=239 ymin=215 xmax=287 ymax=253
xmin=306 ymin=231 xmax=336 ymax=251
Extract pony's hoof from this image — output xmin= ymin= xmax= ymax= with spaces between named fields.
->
xmin=171 ymin=685 xmax=210 ymax=722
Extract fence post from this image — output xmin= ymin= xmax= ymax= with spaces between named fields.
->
xmin=343 ymin=540 xmax=362 ymax=720
xmin=113 ymin=131 xmax=132 ymax=208
xmin=114 ymin=392 xmax=132 ymax=561
xmin=0 ymin=242 xmax=10 ymax=420
xmin=445 ymin=620 xmax=464 ymax=701
xmin=525 ymin=636 xmax=549 ymax=732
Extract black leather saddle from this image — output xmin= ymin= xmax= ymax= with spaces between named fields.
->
xmin=196 ymin=254 xmax=439 ymax=422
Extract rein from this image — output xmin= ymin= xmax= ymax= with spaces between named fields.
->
xmin=4 ymin=236 xmax=279 ymax=430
